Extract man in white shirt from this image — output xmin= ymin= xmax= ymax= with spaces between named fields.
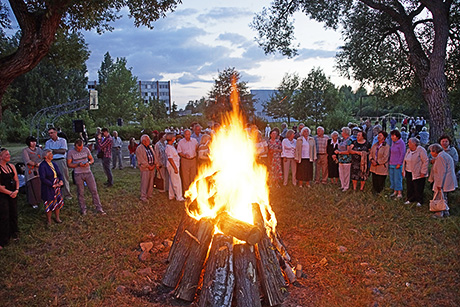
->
xmin=177 ymin=129 xmax=198 ymax=192
xmin=111 ymin=131 xmax=123 ymax=170
xmin=264 ymin=124 xmax=271 ymax=138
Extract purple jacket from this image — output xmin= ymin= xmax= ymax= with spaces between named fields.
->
xmin=389 ymin=138 xmax=405 ymax=165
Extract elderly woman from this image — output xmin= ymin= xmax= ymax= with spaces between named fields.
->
xmin=295 ymin=127 xmax=317 ymax=188
xmin=0 ymin=148 xmax=20 ymax=250
xmin=389 ymin=130 xmax=406 ymax=198
xmin=402 ymin=138 xmax=429 ymax=207
xmin=281 ymin=129 xmax=297 ymax=186
xmin=428 ymin=144 xmax=458 ymax=218
xmin=267 ymin=129 xmax=283 ymax=187
xmin=198 ymin=134 xmax=212 ymax=167
xmin=438 ymin=135 xmax=459 ymax=165
xmin=335 ymin=127 xmax=353 ymax=191
xmin=326 ymin=131 xmax=340 ymax=185
xmin=369 ymin=131 xmax=390 ymax=194
xmin=349 ymin=130 xmax=371 ymax=191
xmin=39 ymin=149 xmax=64 ymax=225
xmin=135 ymin=134 xmax=156 ymax=202
xmin=154 ymin=132 xmax=169 ymax=193
xmin=22 ymin=136 xmax=43 ymax=208
xmin=165 ymin=133 xmax=185 ymax=201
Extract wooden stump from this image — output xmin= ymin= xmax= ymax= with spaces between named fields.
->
xmin=234 ymin=243 xmax=262 ymax=307
xmin=198 ymin=234 xmax=235 ymax=307
xmin=162 ymin=215 xmax=198 ymax=288
xmin=216 ymin=211 xmax=262 ymax=245
xmin=175 ymin=217 xmax=214 ymax=301
xmin=252 ymin=203 xmax=287 ymax=306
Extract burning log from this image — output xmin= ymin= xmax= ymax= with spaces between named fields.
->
xmin=198 ymin=234 xmax=235 ymax=307
xmin=175 ymin=218 xmax=214 ymax=301
xmin=234 ymin=243 xmax=262 ymax=307
xmin=270 ymin=231 xmax=291 ymax=262
xmin=252 ymin=203 xmax=287 ymax=306
xmin=216 ymin=211 xmax=262 ymax=245
xmin=162 ymin=215 xmax=198 ymax=288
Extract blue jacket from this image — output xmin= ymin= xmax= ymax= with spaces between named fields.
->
xmin=39 ymin=161 xmax=63 ymax=202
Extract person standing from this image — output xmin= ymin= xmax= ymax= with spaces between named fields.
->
xmin=39 ymin=150 xmax=64 ymax=226
xmin=0 ymin=149 xmax=20 ymax=250
xmin=349 ymin=131 xmax=371 ymax=191
xmin=154 ymin=133 xmax=169 ymax=193
xmin=96 ymin=128 xmax=113 ymax=187
xmin=177 ymin=129 xmax=198 ymax=193
xmin=369 ymin=131 xmax=390 ymax=193
xmin=295 ymin=127 xmax=317 ymax=188
xmin=264 ymin=124 xmax=271 ymax=138
xmin=111 ymin=131 xmax=123 ymax=170
xmin=335 ymin=127 xmax=353 ymax=192
xmin=389 ymin=130 xmax=406 ymax=198
xmin=281 ymin=130 xmax=297 ymax=186
xmin=191 ymin=124 xmax=203 ymax=143
xmin=402 ymin=138 xmax=429 ymax=207
xmin=45 ymin=127 xmax=72 ymax=199
xmin=67 ymin=139 xmax=105 ymax=215
xmin=128 ymin=138 xmax=138 ymax=168
xmin=267 ymin=129 xmax=283 ymax=187
xmin=428 ymin=143 xmax=458 ymax=218
xmin=326 ymin=131 xmax=340 ymax=185
xmin=314 ymin=126 xmax=329 ymax=184
xmin=136 ymin=135 xmax=156 ymax=202
xmin=165 ymin=133 xmax=185 ymax=201
xmin=22 ymin=136 xmax=43 ymax=208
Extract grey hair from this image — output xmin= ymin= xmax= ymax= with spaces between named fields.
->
xmin=184 ymin=129 xmax=192 ymax=134
xmin=341 ymin=127 xmax=351 ymax=136
xmin=43 ymin=149 xmax=53 ymax=155
xmin=331 ymin=131 xmax=339 ymax=137
xmin=286 ymin=129 xmax=295 ymax=138
xmin=140 ymin=134 xmax=150 ymax=141
xmin=428 ymin=143 xmax=443 ymax=154
xmin=317 ymin=126 xmax=324 ymax=132
xmin=408 ymin=137 xmax=420 ymax=146
xmin=301 ymin=127 xmax=311 ymax=135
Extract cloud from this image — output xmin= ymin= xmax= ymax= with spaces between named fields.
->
xmin=176 ymin=73 xmax=214 ymax=85
xmin=197 ymin=7 xmax=253 ymax=23
xmin=217 ymin=32 xmax=248 ymax=45
xmin=294 ymin=48 xmax=338 ymax=61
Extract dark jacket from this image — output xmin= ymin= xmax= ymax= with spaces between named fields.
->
xmin=39 ymin=161 xmax=63 ymax=202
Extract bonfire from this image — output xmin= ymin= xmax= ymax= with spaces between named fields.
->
xmin=162 ymin=77 xmax=296 ymax=307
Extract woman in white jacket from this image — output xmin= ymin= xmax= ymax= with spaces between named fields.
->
xmin=402 ymin=137 xmax=429 ymax=207
xmin=428 ymin=143 xmax=458 ymax=218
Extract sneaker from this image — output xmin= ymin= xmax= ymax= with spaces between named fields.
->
xmin=81 ymin=210 xmax=87 ymax=215
xmin=416 ymin=202 xmax=422 ymax=207
xmin=65 ymin=196 xmax=73 ymax=200
xmin=389 ymin=193 xmax=397 ymax=198
xmin=32 ymin=205 xmax=38 ymax=209
xmin=404 ymin=201 xmax=411 ymax=205
xmin=97 ymin=210 xmax=107 ymax=215
xmin=396 ymin=194 xmax=403 ymax=199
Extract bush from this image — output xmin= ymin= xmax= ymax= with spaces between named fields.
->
xmin=0 ymin=110 xmax=29 ymax=144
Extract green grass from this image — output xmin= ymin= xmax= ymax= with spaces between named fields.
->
xmin=0 ymin=144 xmax=459 ymax=306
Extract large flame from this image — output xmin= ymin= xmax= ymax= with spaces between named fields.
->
xmin=185 ymin=76 xmax=277 ymax=236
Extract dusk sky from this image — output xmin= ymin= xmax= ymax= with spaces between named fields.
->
xmin=82 ymin=0 xmax=357 ymax=108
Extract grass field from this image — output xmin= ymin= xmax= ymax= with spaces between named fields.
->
xmin=0 ymin=143 xmax=459 ymax=306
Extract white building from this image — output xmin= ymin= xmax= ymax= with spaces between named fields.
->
xmin=87 ymin=80 xmax=172 ymax=112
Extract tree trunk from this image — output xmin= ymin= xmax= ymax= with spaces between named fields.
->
xmin=198 ymin=234 xmax=235 ymax=307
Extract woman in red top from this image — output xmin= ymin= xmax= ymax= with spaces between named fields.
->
xmin=128 ymin=138 xmax=139 ymax=168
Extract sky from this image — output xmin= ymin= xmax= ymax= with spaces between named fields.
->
xmin=81 ymin=1 xmax=354 ymax=109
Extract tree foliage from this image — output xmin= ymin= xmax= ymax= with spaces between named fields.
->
xmin=0 ymin=0 xmax=181 ymax=120
xmin=4 ymin=30 xmax=89 ymax=117
xmin=252 ymin=0 xmax=459 ymax=142
xmin=95 ymin=53 xmax=141 ymax=125
xmin=205 ymin=67 xmax=255 ymax=121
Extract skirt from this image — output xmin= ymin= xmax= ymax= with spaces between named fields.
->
xmin=44 ymin=178 xmax=64 ymax=213
xmin=296 ymin=159 xmax=313 ymax=181
xmin=26 ymin=177 xmax=41 ymax=205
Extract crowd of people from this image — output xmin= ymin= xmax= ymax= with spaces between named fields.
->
xmin=0 ymin=118 xmax=458 ymax=251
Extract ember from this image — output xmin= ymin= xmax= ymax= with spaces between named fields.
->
xmin=162 ymin=76 xmax=295 ymax=306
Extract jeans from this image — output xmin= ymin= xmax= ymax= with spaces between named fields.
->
xmin=112 ymin=147 xmax=123 ymax=169
xmin=389 ymin=165 xmax=403 ymax=191
xmin=102 ymin=157 xmax=113 ymax=185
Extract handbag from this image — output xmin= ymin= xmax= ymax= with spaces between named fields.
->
xmin=153 ymin=169 xmax=164 ymax=190
xmin=429 ymin=190 xmax=447 ymax=212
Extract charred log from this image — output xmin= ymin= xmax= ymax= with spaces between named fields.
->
xmin=216 ymin=211 xmax=262 ymax=245
xmin=234 ymin=243 xmax=262 ymax=307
